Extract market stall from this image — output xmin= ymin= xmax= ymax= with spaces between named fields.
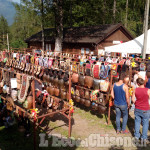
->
xmin=105 ymin=29 xmax=150 ymax=54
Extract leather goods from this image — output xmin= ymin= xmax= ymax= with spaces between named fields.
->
xmin=54 ymin=77 xmax=59 ymax=88
xmin=79 ymin=87 xmax=84 ymax=98
xmin=64 ymin=71 xmax=69 ymax=82
xmin=48 ymin=58 xmax=53 ymax=68
xmin=93 ymin=79 xmax=101 ymax=90
xmin=72 ymin=73 xmax=79 ymax=83
xmin=90 ymin=90 xmax=99 ymax=102
xmin=78 ymin=64 xmax=85 ymax=75
xmin=46 ymin=86 xmax=51 ymax=94
xmin=49 ymin=86 xmax=55 ymax=96
xmin=39 ymin=68 xmax=44 ymax=79
xmin=64 ymin=59 xmax=70 ymax=70
xmin=72 ymin=95 xmax=76 ymax=101
xmin=111 ymin=63 xmax=118 ymax=77
xmin=84 ymin=76 xmax=93 ymax=89
xmin=93 ymin=64 xmax=101 ymax=79
xmin=97 ymin=92 xmax=109 ymax=106
xmin=100 ymin=80 xmax=110 ymax=92
xmin=80 ymin=98 xmax=85 ymax=105
xmin=60 ymin=61 xmax=64 ymax=70
xmin=140 ymin=62 xmax=146 ymax=71
xmin=119 ymin=59 xmax=126 ymax=65
xmin=43 ymin=71 xmax=47 ymax=82
xmin=54 ymin=88 xmax=60 ymax=97
xmin=84 ymin=99 xmax=91 ymax=107
xmin=99 ymin=64 xmax=110 ymax=79
xmin=91 ymin=102 xmax=98 ymax=110
xmin=59 ymin=79 xmax=65 ymax=91
xmin=18 ymin=75 xmax=31 ymax=104
xmin=52 ymin=97 xmax=60 ymax=110
xmin=11 ymin=90 xmax=17 ymax=101
xmin=46 ymin=69 xmax=50 ymax=83
xmin=50 ymin=76 xmax=54 ymax=85
xmin=64 ymin=72 xmax=69 ymax=86
xmin=72 ymin=61 xmax=78 ymax=73
xmin=60 ymin=90 xmax=67 ymax=100
xmin=85 ymin=89 xmax=90 ymax=100
xmin=36 ymin=65 xmax=41 ymax=76
xmin=71 ymin=86 xmax=75 ymax=95
xmin=41 ymin=94 xmax=48 ymax=108
xmin=35 ymin=90 xmax=42 ymax=104
xmin=53 ymin=59 xmax=59 ymax=68
xmin=17 ymin=73 xmax=22 ymax=89
xmin=39 ymin=56 xmax=44 ymax=66
xmin=6 ymin=96 xmax=15 ymax=111
xmin=75 ymin=86 xmax=80 ymax=97
xmin=98 ymin=105 xmax=107 ymax=114
xmin=78 ymin=75 xmax=85 ymax=86
xmin=63 ymin=101 xmax=69 ymax=110
xmin=57 ymin=69 xmax=63 ymax=78
xmin=23 ymin=96 xmax=33 ymax=109
xmin=43 ymin=57 xmax=48 ymax=68
xmin=75 ymin=96 xmax=80 ymax=102
xmin=85 ymin=63 xmax=91 ymax=76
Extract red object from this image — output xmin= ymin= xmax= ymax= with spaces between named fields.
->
xmin=93 ymin=64 xmax=100 ymax=79
xmin=109 ymin=100 xmax=113 ymax=107
xmin=135 ymin=88 xmax=149 ymax=110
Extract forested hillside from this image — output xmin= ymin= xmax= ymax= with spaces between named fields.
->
xmin=0 ymin=0 xmax=16 ymax=25
xmin=0 ymin=0 xmax=148 ymax=49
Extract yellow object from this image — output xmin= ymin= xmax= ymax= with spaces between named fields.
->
xmin=30 ymin=108 xmax=39 ymax=119
xmin=131 ymin=62 xmax=136 ymax=67
xmin=69 ymin=99 xmax=74 ymax=113
xmin=129 ymin=88 xmax=133 ymax=96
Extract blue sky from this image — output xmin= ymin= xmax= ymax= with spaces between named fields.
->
xmin=12 ymin=0 xmax=20 ymax=3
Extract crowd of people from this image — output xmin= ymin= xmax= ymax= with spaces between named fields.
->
xmin=111 ymin=68 xmax=150 ymax=144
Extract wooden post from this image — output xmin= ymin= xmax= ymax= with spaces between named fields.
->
xmin=68 ymin=66 xmax=72 ymax=137
xmin=32 ymin=66 xmax=36 ymax=150
xmin=108 ymin=69 xmax=113 ymax=125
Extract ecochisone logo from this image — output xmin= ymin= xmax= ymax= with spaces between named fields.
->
xmin=39 ymin=133 xmax=147 ymax=148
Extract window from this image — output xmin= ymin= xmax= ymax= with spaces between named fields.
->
xmin=46 ymin=44 xmax=51 ymax=50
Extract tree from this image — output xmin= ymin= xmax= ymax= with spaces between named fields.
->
xmin=53 ymin=0 xmax=63 ymax=52
xmin=0 ymin=15 xmax=9 ymax=49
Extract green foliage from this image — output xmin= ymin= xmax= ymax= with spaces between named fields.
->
xmin=0 ymin=15 xmax=9 ymax=49
xmin=10 ymin=39 xmax=27 ymax=48
xmin=0 ymin=0 xmax=148 ymax=49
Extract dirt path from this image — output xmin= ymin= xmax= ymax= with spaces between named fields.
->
xmin=45 ymin=107 xmax=150 ymax=150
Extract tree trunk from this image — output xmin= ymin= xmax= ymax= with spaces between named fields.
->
xmin=54 ymin=0 xmax=63 ymax=52
xmin=125 ymin=0 xmax=128 ymax=28
xmin=143 ymin=0 xmax=147 ymax=33
xmin=113 ymin=0 xmax=116 ymax=23
xmin=41 ymin=0 xmax=45 ymax=51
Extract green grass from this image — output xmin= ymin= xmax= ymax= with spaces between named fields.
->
xmin=74 ymin=106 xmax=114 ymax=130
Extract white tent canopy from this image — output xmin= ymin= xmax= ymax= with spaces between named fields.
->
xmin=105 ymin=29 xmax=150 ymax=54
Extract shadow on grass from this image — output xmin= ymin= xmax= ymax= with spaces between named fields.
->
xmin=0 ymin=122 xmax=79 ymax=150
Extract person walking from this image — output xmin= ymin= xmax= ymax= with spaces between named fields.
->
xmin=111 ymin=74 xmax=130 ymax=134
xmin=132 ymin=78 xmax=150 ymax=142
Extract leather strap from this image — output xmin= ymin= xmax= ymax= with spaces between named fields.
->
xmin=36 ymin=90 xmax=42 ymax=98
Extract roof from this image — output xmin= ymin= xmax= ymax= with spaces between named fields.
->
xmin=25 ymin=23 xmax=133 ymax=45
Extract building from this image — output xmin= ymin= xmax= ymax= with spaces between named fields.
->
xmin=25 ymin=23 xmax=133 ymax=55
